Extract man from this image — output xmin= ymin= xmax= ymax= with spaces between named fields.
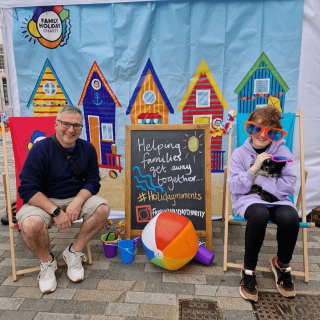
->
xmin=17 ymin=106 xmax=110 ymax=293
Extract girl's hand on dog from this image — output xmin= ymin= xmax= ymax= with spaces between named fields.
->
xmin=249 ymin=153 xmax=273 ymax=175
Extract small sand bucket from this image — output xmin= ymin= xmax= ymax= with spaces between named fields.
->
xmin=193 ymin=242 xmax=215 ymax=266
xmin=101 ymin=233 xmax=120 ymax=258
xmin=118 ymin=239 xmax=137 ymax=263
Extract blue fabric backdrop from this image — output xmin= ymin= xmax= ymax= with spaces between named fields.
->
xmin=11 ymin=0 xmax=304 ymax=163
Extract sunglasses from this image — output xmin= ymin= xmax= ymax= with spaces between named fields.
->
xmin=271 ymin=156 xmax=292 ymax=163
xmin=244 ymin=121 xmax=287 ymax=142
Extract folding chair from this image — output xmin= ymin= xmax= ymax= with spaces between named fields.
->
xmin=222 ymin=109 xmax=314 ymax=283
xmin=1 ymin=117 xmax=92 ymax=282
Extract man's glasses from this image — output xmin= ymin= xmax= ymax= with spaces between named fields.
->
xmin=58 ymin=120 xmax=83 ymax=131
xmin=244 ymin=121 xmax=287 ymax=143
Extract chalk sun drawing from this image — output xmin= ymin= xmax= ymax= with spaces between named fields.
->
xmin=182 ymin=131 xmax=203 ymax=163
xmin=132 ymin=166 xmax=164 ymax=193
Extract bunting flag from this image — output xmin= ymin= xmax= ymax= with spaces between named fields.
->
xmin=239 ymin=91 xmax=284 ymax=101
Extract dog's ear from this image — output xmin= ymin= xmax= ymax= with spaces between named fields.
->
xmin=274 ymin=161 xmax=286 ymax=170
xmin=279 ymin=162 xmax=286 ymax=168
xmin=265 ymin=159 xmax=272 ymax=165
xmin=273 ymin=161 xmax=286 ymax=177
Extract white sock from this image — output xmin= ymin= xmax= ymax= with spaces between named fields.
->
xmin=41 ymin=253 xmax=54 ymax=265
xmin=69 ymin=244 xmax=81 ymax=254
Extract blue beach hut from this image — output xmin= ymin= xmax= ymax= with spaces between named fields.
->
xmin=234 ymin=52 xmax=289 ymax=113
xmin=78 ymin=61 xmax=122 ymax=171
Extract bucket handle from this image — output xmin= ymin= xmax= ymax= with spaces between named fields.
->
xmin=198 ymin=241 xmax=206 ymax=247
xmin=123 ymin=247 xmax=136 ymax=255
xmin=101 ymin=241 xmax=118 ymax=246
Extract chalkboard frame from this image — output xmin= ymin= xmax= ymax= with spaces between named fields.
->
xmin=125 ymin=124 xmax=212 ymax=250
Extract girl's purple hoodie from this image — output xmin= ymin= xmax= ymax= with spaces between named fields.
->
xmin=227 ymin=137 xmax=297 ymax=218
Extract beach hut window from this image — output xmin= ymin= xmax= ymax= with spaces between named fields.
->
xmin=196 ymin=90 xmax=210 ymax=108
xmin=43 ymin=81 xmax=57 ymax=96
xmin=101 ymin=123 xmax=113 ymax=141
xmin=143 ymin=90 xmax=156 ymax=105
xmin=91 ymin=79 xmax=101 ymax=90
xmin=254 ymin=79 xmax=270 ymax=94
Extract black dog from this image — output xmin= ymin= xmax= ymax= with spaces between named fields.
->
xmin=247 ymin=184 xmax=278 ymax=202
xmin=255 ymin=158 xmax=286 ymax=178
xmin=247 ymin=158 xmax=285 ymax=203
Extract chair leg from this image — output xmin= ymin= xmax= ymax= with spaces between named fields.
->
xmin=86 ymin=243 xmax=92 ymax=265
xmin=9 ymin=224 xmax=17 ymax=281
xmin=223 ymin=216 xmax=229 ymax=272
xmin=2 ymin=173 xmax=17 ymax=282
xmin=223 ymin=170 xmax=229 ymax=272
xmin=302 ymin=228 xmax=309 ymax=283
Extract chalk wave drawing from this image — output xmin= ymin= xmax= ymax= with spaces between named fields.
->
xmin=136 ymin=185 xmax=147 ymax=191
xmin=132 ymin=166 xmax=164 ymax=193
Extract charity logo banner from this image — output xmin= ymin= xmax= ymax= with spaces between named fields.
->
xmin=26 ymin=6 xmax=71 ymax=49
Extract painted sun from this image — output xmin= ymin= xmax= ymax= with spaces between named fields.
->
xmin=182 ymin=131 xmax=203 ymax=163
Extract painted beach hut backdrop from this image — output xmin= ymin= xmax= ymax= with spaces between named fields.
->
xmin=126 ymin=59 xmax=174 ymax=124
xmin=4 ymin=0 xmax=320 ymax=216
xmin=235 ymin=52 xmax=289 ymax=114
xmin=78 ymin=61 xmax=122 ymax=172
xmin=26 ymin=58 xmax=73 ymax=117
xmin=178 ymin=60 xmax=229 ymax=172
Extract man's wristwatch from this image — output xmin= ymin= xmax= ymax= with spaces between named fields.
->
xmin=50 ymin=207 xmax=61 ymax=218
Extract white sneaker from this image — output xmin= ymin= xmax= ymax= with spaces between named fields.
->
xmin=38 ymin=254 xmax=57 ymax=293
xmin=62 ymin=245 xmax=87 ymax=282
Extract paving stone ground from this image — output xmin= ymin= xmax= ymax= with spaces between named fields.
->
xmin=0 ymin=132 xmax=320 ymax=320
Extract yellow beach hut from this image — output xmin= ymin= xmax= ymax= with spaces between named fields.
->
xmin=26 ymin=58 xmax=72 ymax=116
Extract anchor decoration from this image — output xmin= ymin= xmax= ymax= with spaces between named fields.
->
xmin=93 ymin=92 xmax=102 ymax=105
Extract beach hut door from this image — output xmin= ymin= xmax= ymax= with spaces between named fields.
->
xmin=88 ymin=115 xmax=101 ymax=165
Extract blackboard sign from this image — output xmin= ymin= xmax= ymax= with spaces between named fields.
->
xmin=125 ymin=124 xmax=212 ymax=249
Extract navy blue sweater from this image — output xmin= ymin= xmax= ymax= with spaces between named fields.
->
xmin=18 ymin=137 xmax=101 ymax=204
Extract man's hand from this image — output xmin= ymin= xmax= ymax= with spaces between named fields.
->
xmin=249 ymin=153 xmax=273 ymax=175
xmin=66 ymin=198 xmax=82 ymax=222
xmin=53 ymin=210 xmax=72 ymax=230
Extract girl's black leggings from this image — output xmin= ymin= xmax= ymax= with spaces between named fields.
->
xmin=243 ymin=203 xmax=300 ymax=271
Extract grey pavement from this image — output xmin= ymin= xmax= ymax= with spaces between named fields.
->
xmin=0 ymin=131 xmax=320 ymax=320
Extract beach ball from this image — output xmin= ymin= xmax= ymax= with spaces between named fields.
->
xmin=141 ymin=211 xmax=198 ymax=270
xmin=109 ymin=170 xmax=118 ymax=179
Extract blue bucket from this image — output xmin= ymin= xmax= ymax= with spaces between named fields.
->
xmin=118 ymin=239 xmax=137 ymax=264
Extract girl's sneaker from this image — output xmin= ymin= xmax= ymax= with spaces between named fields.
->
xmin=239 ymin=266 xmax=258 ymax=302
xmin=269 ymin=256 xmax=296 ymax=298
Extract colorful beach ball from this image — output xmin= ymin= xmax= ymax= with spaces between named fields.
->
xmin=141 ymin=211 xmax=198 ymax=270
xmin=109 ymin=170 xmax=118 ymax=179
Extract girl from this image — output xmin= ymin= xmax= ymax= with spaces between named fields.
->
xmin=228 ymin=106 xmax=299 ymax=302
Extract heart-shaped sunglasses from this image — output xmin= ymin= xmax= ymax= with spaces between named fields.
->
xmin=244 ymin=121 xmax=287 ymax=143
